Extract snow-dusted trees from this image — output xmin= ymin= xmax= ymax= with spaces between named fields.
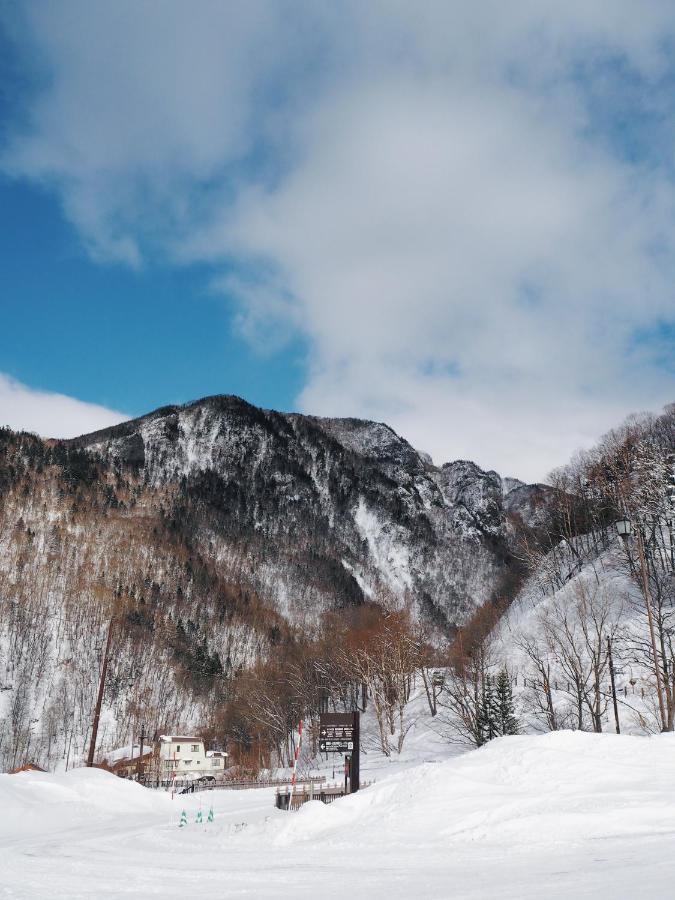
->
xmin=317 ymin=608 xmax=423 ymax=757
xmin=515 ymin=630 xmax=559 ymax=732
xmin=0 ymin=425 xmax=285 ymax=772
xmin=506 ymin=404 xmax=675 ymax=736
xmin=438 ymin=654 xmax=520 ymax=747
xmin=516 ymin=581 xmax=624 ymax=733
xmin=221 ymin=606 xmax=431 ymax=767
xmin=578 ymin=409 xmax=675 ymax=731
xmin=618 ymin=548 xmax=675 ymax=732
xmin=437 ymin=654 xmax=486 ymax=747
xmin=435 ymin=601 xmax=519 ymax=747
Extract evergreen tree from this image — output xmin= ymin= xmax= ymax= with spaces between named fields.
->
xmin=476 ymin=675 xmax=498 ymax=746
xmin=485 ymin=675 xmax=498 ymax=741
xmin=495 ymin=669 xmax=520 ymax=736
xmin=476 ymin=672 xmax=518 ymax=746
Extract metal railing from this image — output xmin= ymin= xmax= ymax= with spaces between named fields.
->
xmin=140 ymin=774 xmax=329 ymax=793
xmin=275 ymin=780 xmax=371 ymax=810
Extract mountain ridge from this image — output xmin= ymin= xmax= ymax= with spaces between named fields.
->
xmin=66 ymin=393 xmax=529 ymax=485
xmin=63 ymin=393 xmax=548 ymax=626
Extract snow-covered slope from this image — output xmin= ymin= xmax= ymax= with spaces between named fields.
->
xmin=3 ymin=731 xmax=675 ymax=898
xmin=492 ymin=532 xmax=668 ymax=735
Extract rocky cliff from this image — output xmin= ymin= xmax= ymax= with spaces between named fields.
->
xmin=72 ymin=395 xmax=546 ymax=627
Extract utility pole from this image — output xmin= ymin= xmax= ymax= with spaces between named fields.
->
xmin=635 ymin=527 xmax=667 ymax=730
xmin=137 ymin=723 xmax=145 ymax=781
xmin=350 ymin=711 xmax=360 ymax=793
xmin=607 ymin=636 xmax=620 ymax=734
xmin=87 ymin=614 xmax=115 ymax=767
xmin=139 ymin=724 xmax=145 ymax=764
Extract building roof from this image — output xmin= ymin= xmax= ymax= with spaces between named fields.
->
xmin=111 ymin=751 xmax=153 ymax=771
xmin=159 ymin=735 xmax=203 ymax=743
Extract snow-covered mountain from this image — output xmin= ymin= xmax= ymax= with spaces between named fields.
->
xmin=71 ymin=395 xmax=546 ymax=625
xmin=0 ymin=394 xmax=551 ymax=771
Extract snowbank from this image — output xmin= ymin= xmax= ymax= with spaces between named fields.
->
xmin=275 ymin=729 xmax=675 ymax=849
xmin=4 ymin=732 xmax=675 ymax=898
xmin=0 ymin=766 xmax=169 ymax=843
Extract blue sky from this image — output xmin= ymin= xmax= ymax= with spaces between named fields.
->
xmin=0 ymin=174 xmax=305 ymax=417
xmin=1 ymin=2 xmax=675 ymax=480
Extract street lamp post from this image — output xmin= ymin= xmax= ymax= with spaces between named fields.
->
xmin=616 ymin=518 xmax=667 ymax=730
xmin=607 ymin=636 xmax=621 ymax=734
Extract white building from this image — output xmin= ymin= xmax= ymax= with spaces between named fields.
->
xmin=158 ymin=735 xmax=227 ymax=780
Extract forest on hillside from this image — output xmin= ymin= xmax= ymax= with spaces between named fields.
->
xmin=0 ymin=402 xmax=674 ymax=772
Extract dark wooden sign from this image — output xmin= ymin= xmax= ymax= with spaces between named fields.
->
xmin=318 ymin=712 xmax=360 ymax=792
xmin=319 ymin=713 xmax=355 ymax=752
xmin=319 ymin=737 xmax=354 ymax=752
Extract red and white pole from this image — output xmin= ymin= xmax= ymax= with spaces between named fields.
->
xmin=287 ymin=720 xmax=304 ymax=811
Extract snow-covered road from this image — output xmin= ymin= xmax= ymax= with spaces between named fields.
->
xmin=3 ymin=731 xmax=675 ymax=899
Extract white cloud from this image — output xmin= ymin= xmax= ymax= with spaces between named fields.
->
xmin=0 ymin=374 xmax=127 ymax=439
xmin=2 ymin=1 xmax=299 ymax=263
xmin=3 ymin=1 xmax=675 ymax=479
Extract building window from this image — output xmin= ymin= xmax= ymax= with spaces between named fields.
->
xmin=175 ymin=745 xmax=181 ymax=753
xmin=191 ymin=744 xmax=199 ymax=752
xmin=211 ymin=759 xmax=220 ymax=767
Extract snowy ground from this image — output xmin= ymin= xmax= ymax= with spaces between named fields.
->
xmin=3 ymin=730 xmax=675 ymax=899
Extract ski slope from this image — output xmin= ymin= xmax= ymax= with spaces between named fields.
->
xmin=2 ymin=731 xmax=675 ymax=898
